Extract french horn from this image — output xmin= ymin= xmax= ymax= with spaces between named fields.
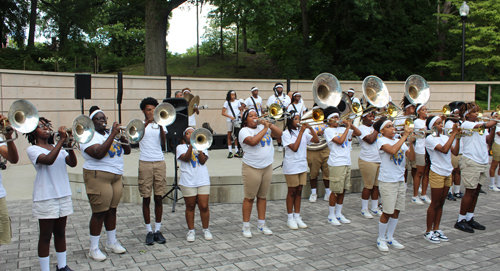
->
xmin=53 ymin=115 xmax=95 ymax=149
xmin=190 ymin=128 xmax=213 ymax=151
xmin=0 ymin=99 xmax=39 ymax=143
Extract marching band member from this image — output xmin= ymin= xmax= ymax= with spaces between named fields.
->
xmin=374 ymin=117 xmax=414 ymax=252
xmin=306 ymin=120 xmax=331 ymax=203
xmin=177 ymin=127 xmax=212 ymax=242
xmin=445 ymin=105 xmax=464 ymax=200
xmin=138 ymin=98 xmax=167 ymax=246
xmin=26 ymin=118 xmax=77 ymax=271
xmin=347 ymin=88 xmax=360 ymax=105
xmin=182 ymin=88 xmax=199 ymax=127
xmin=267 ymin=83 xmax=290 ymax=152
xmin=174 ymin=91 xmax=183 ymax=98
xmin=287 ymin=92 xmax=306 ymax=117
xmin=244 ymin=87 xmax=263 ymax=116
xmin=454 ymin=103 xmax=497 ymax=233
xmin=239 ymin=109 xmax=282 ymax=238
xmin=488 ymin=112 xmax=500 ymax=192
xmin=80 ymin=106 xmax=131 ymax=261
xmin=411 ymin=103 xmax=431 ymax=205
xmin=324 ymin=107 xmax=361 ymax=226
xmin=357 ymin=108 xmax=382 ymax=219
xmin=222 ymin=90 xmax=243 ymax=158
xmin=282 ymin=111 xmax=319 ymax=229
xmin=395 ymin=97 xmax=416 ymax=184
xmin=423 ymin=116 xmax=459 ymax=243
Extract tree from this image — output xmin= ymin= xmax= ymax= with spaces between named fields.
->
xmin=28 ymin=0 xmax=37 ymax=47
xmin=0 ymin=0 xmax=29 ymax=48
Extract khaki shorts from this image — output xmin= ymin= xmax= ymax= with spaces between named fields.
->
xmin=492 ymin=143 xmax=500 ymax=161
xmin=379 ymin=181 xmax=406 ymax=215
xmin=429 ymin=170 xmax=452 ymax=189
xmin=32 ymin=196 xmax=73 ymax=219
xmin=307 ymin=148 xmax=330 ymax=180
xmin=406 ymin=156 xmax=414 ymax=170
xmin=83 ymin=169 xmax=124 ymax=213
xmin=226 ymin=121 xmax=234 ymax=132
xmin=242 ymin=163 xmax=273 ymax=199
xmin=459 ymin=156 xmax=488 ymax=189
xmin=181 ymin=185 xmax=210 ymax=197
xmin=138 ymin=160 xmax=167 ymax=198
xmin=0 ymin=197 xmax=12 ymax=245
xmin=451 ymin=154 xmax=460 ymax=169
xmin=358 ymin=158 xmax=380 ymax=189
xmin=275 ymin=119 xmax=285 ymax=132
xmin=328 ymin=165 xmax=351 ymax=194
xmin=285 ymin=172 xmax=307 ymax=187
xmin=414 ymin=153 xmax=426 ymax=167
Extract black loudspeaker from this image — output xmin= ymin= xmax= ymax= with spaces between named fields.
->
xmin=287 ymin=78 xmax=291 ymax=94
xmin=166 ymin=74 xmax=172 ymax=99
xmin=163 ymin=98 xmax=188 ymax=139
xmin=117 ymin=72 xmax=123 ymax=104
xmin=75 ymin=74 xmax=91 ymax=99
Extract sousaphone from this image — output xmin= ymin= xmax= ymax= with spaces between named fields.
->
xmin=404 ymin=74 xmax=430 ymax=106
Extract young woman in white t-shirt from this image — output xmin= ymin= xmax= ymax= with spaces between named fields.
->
xmin=287 ymin=92 xmax=306 ymax=117
xmin=222 ymin=90 xmax=243 ymax=158
xmin=423 ymin=116 xmax=460 ymax=244
xmin=444 ymin=109 xmax=463 ymax=200
xmin=374 ymin=117 xmax=414 ymax=252
xmin=176 ymin=127 xmax=212 ymax=242
xmin=25 ymin=117 xmax=77 ymax=271
xmin=411 ymin=103 xmax=431 ymax=205
xmin=238 ymin=109 xmax=282 ymax=238
xmin=282 ymin=112 xmax=318 ymax=230
xmin=488 ymin=112 xmax=500 ymax=192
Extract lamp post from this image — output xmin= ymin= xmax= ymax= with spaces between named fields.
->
xmin=459 ymin=1 xmax=470 ymax=81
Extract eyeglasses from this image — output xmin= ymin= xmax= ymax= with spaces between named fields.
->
xmin=95 ymin=117 xmax=108 ymax=121
xmin=37 ymin=123 xmax=52 ymax=129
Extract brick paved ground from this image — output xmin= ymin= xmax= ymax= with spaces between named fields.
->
xmin=2 ymin=189 xmax=500 ymax=271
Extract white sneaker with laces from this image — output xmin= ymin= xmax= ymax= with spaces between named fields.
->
xmin=295 ymin=217 xmax=307 ymax=228
xmin=324 ymin=193 xmax=330 ymax=201
xmin=277 ymin=146 xmax=283 ymax=152
xmin=423 ymin=232 xmax=440 ymax=244
xmin=257 ymin=224 xmax=273 ymax=235
xmin=377 ymin=237 xmax=389 ymax=252
xmin=386 ymin=238 xmax=404 ymax=249
xmin=242 ymin=226 xmax=252 ymax=238
xmin=328 ymin=216 xmax=341 ymax=226
xmin=420 ymin=195 xmax=432 ymax=204
xmin=186 ymin=230 xmax=195 ymax=242
xmin=370 ymin=208 xmax=382 ymax=216
xmin=361 ymin=209 xmax=373 ymax=219
xmin=89 ymin=247 xmax=106 ymax=261
xmin=433 ymin=230 xmax=449 ymax=242
xmin=336 ymin=215 xmax=351 ymax=224
xmin=489 ymin=186 xmax=500 ymax=192
xmin=105 ymin=241 xmax=126 ymax=254
xmin=412 ymin=196 xmax=424 ymax=205
xmin=287 ymin=219 xmax=298 ymax=230
xmin=202 ymin=229 xmax=213 ymax=241
xmin=309 ymin=193 xmax=317 ymax=203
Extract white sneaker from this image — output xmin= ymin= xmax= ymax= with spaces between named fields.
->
xmin=257 ymin=224 xmax=273 ymax=235
xmin=361 ymin=209 xmax=373 ymax=219
xmin=309 ymin=193 xmax=317 ymax=203
xmin=489 ymin=186 xmax=500 ymax=192
xmin=202 ymin=229 xmax=213 ymax=241
xmin=433 ymin=230 xmax=449 ymax=242
xmin=420 ymin=195 xmax=432 ymax=204
xmin=370 ymin=208 xmax=383 ymax=216
xmin=386 ymin=238 xmax=404 ymax=250
xmin=89 ymin=247 xmax=106 ymax=261
xmin=328 ymin=216 xmax=341 ymax=226
xmin=186 ymin=230 xmax=195 ymax=242
xmin=242 ymin=226 xmax=252 ymax=238
xmin=287 ymin=219 xmax=299 ymax=230
xmin=412 ymin=196 xmax=424 ymax=205
xmin=105 ymin=241 xmax=126 ymax=254
xmin=336 ymin=215 xmax=351 ymax=224
xmin=377 ymin=237 xmax=389 ymax=252
xmin=423 ymin=232 xmax=440 ymax=244
xmin=294 ymin=217 xmax=308 ymax=229
xmin=324 ymin=193 xmax=330 ymax=201
xmin=277 ymin=146 xmax=283 ymax=152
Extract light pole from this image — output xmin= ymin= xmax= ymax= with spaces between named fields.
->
xmin=459 ymin=1 xmax=470 ymax=81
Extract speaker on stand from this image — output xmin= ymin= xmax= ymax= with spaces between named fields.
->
xmin=75 ymin=74 xmax=91 ymax=114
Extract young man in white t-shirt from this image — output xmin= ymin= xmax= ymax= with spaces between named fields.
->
xmin=244 ymin=87 xmax=263 ymax=116
xmin=267 ymin=83 xmax=291 ymax=152
xmin=138 ymin=98 xmax=167 ymax=246
xmin=222 ymin=90 xmax=243 ymax=158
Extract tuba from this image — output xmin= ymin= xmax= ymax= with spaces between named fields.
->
xmin=190 ymin=128 xmax=213 ymax=151
xmin=312 ymin=73 xmax=342 ymax=109
xmin=53 ymin=115 xmax=95 ymax=149
xmin=404 ymin=74 xmax=430 ymax=106
xmin=0 ymin=99 xmax=39 ymax=143
xmin=362 ymin=76 xmax=391 ymax=109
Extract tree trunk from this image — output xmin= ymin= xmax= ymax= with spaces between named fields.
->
xmin=0 ymin=16 xmax=4 ymax=48
xmin=299 ymin=0 xmax=309 ymax=49
xmin=145 ymin=0 xmax=169 ymax=76
xmin=196 ymin=0 xmax=199 ymax=67
xmin=242 ymin=27 xmax=247 ymax=52
xmin=236 ymin=23 xmax=239 ymax=73
xmin=28 ymin=0 xmax=38 ymax=47
xmin=220 ymin=10 xmax=223 ymax=59
xmin=436 ymin=1 xmax=452 ymax=77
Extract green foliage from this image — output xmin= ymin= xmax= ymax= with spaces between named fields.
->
xmin=0 ymin=0 xmax=29 ymax=48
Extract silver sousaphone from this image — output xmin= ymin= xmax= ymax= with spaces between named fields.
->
xmin=0 ymin=99 xmax=39 ymax=143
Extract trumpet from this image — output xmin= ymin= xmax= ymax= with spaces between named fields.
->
xmin=427 ymin=104 xmax=461 ymax=118
xmin=459 ymin=125 xmax=485 ymax=136
xmin=374 ymin=103 xmax=400 ymax=118
xmin=104 ymin=119 xmax=145 ymax=145
xmin=0 ymin=99 xmax=39 ymax=143
xmin=190 ymin=128 xmax=213 ymax=151
xmin=395 ymin=131 xmax=426 ymax=139
xmin=394 ymin=118 xmax=415 ymax=129
xmin=53 ymin=115 xmax=95 ymax=149
xmin=259 ymin=103 xmax=290 ymax=122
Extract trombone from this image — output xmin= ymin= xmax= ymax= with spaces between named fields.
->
xmin=104 ymin=119 xmax=145 ymax=145
xmin=427 ymin=104 xmax=460 ymax=118
xmin=53 ymin=115 xmax=95 ymax=149
xmin=0 ymin=99 xmax=39 ymax=143
xmin=394 ymin=118 xmax=415 ymax=129
xmin=259 ymin=103 xmax=290 ymax=122
xmin=190 ymin=128 xmax=213 ymax=151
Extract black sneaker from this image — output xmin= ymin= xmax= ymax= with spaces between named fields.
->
xmin=454 ymin=192 xmax=464 ymax=198
xmin=238 ymin=149 xmax=244 ymax=158
xmin=56 ymin=265 xmax=73 ymax=271
xmin=447 ymin=192 xmax=457 ymax=201
xmin=154 ymin=231 xmax=167 ymax=244
xmin=145 ymin=231 xmax=154 ymax=245
xmin=454 ymin=219 xmax=474 ymax=233
xmin=227 ymin=152 xmax=233 ymax=158
xmin=467 ymin=218 xmax=486 ymax=230
xmin=234 ymin=151 xmax=240 ymax=158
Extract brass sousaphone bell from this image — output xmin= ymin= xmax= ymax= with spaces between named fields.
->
xmin=0 ymin=99 xmax=39 ymax=143
xmin=190 ymin=128 xmax=213 ymax=151
xmin=404 ymin=74 xmax=430 ymax=106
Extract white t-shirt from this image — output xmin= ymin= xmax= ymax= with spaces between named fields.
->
xmin=27 ymin=145 xmax=72 ymax=202
xmin=176 ymin=144 xmax=210 ymax=187
xmin=425 ymin=135 xmax=453 ymax=177
xmin=287 ymin=102 xmax=306 ymax=117
xmin=324 ymin=127 xmax=353 ymax=166
xmin=189 ymin=114 xmax=196 ymax=127
xmin=461 ymin=120 xmax=488 ymax=164
xmin=305 ymin=124 xmax=327 ymax=145
xmin=445 ymin=120 xmax=461 ymax=153
xmin=80 ymin=132 xmax=125 ymax=175
xmin=0 ymin=142 xmax=6 ymax=198
xmin=357 ymin=124 xmax=381 ymax=163
xmin=139 ymin=122 xmax=166 ymax=162
xmin=239 ymin=125 xmax=274 ymax=169
xmin=282 ymin=129 xmax=312 ymax=175
xmin=267 ymin=93 xmax=291 ymax=108
xmin=351 ymin=97 xmax=361 ymax=105
xmin=223 ymin=100 xmax=242 ymax=122
xmin=244 ymin=96 xmax=263 ymax=116
xmin=377 ymin=137 xmax=409 ymax=182
xmin=414 ymin=118 xmax=426 ymax=154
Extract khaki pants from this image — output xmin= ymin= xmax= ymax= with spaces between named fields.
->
xmin=242 ymin=163 xmax=273 ymax=199
xmin=83 ymin=169 xmax=124 ymax=213
xmin=0 ymin=197 xmax=11 ymax=245
xmin=328 ymin=165 xmax=351 ymax=194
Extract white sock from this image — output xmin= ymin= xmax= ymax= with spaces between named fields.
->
xmin=490 ymin=177 xmax=495 ymax=187
xmin=39 ymin=256 xmax=50 ymax=271
xmin=235 ymin=146 xmax=239 ymax=152
xmin=371 ymin=200 xmax=378 ymax=210
xmin=145 ymin=223 xmax=152 ymax=233
xmin=386 ymin=218 xmax=398 ymax=240
xmin=155 ymin=222 xmax=161 ymax=232
xmin=228 ymin=146 xmax=232 ymax=152
xmin=325 ymin=188 xmax=331 ymax=195
xmin=328 ymin=205 xmax=335 ymax=217
xmin=361 ymin=199 xmax=369 ymax=210
xmin=378 ymin=222 xmax=388 ymax=239
xmin=454 ymin=185 xmax=461 ymax=194
xmin=287 ymin=213 xmax=293 ymax=220
xmin=189 ymin=229 xmax=195 ymax=233
xmin=293 ymin=213 xmax=300 ymax=219
xmin=496 ymin=175 xmax=500 ymax=187
xmin=448 ymin=187 xmax=453 ymax=194
xmin=90 ymin=235 xmax=100 ymax=250
xmin=106 ymin=229 xmax=116 ymax=244
xmin=458 ymin=214 xmax=466 ymax=222
xmin=56 ymin=251 xmax=66 ymax=269
xmin=243 ymin=221 xmax=250 ymax=228
xmin=257 ymin=219 xmax=265 ymax=226
xmin=335 ymin=204 xmax=343 ymax=218
xmin=311 ymin=188 xmax=317 ymax=194
xmin=466 ymin=212 xmax=474 ymax=221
